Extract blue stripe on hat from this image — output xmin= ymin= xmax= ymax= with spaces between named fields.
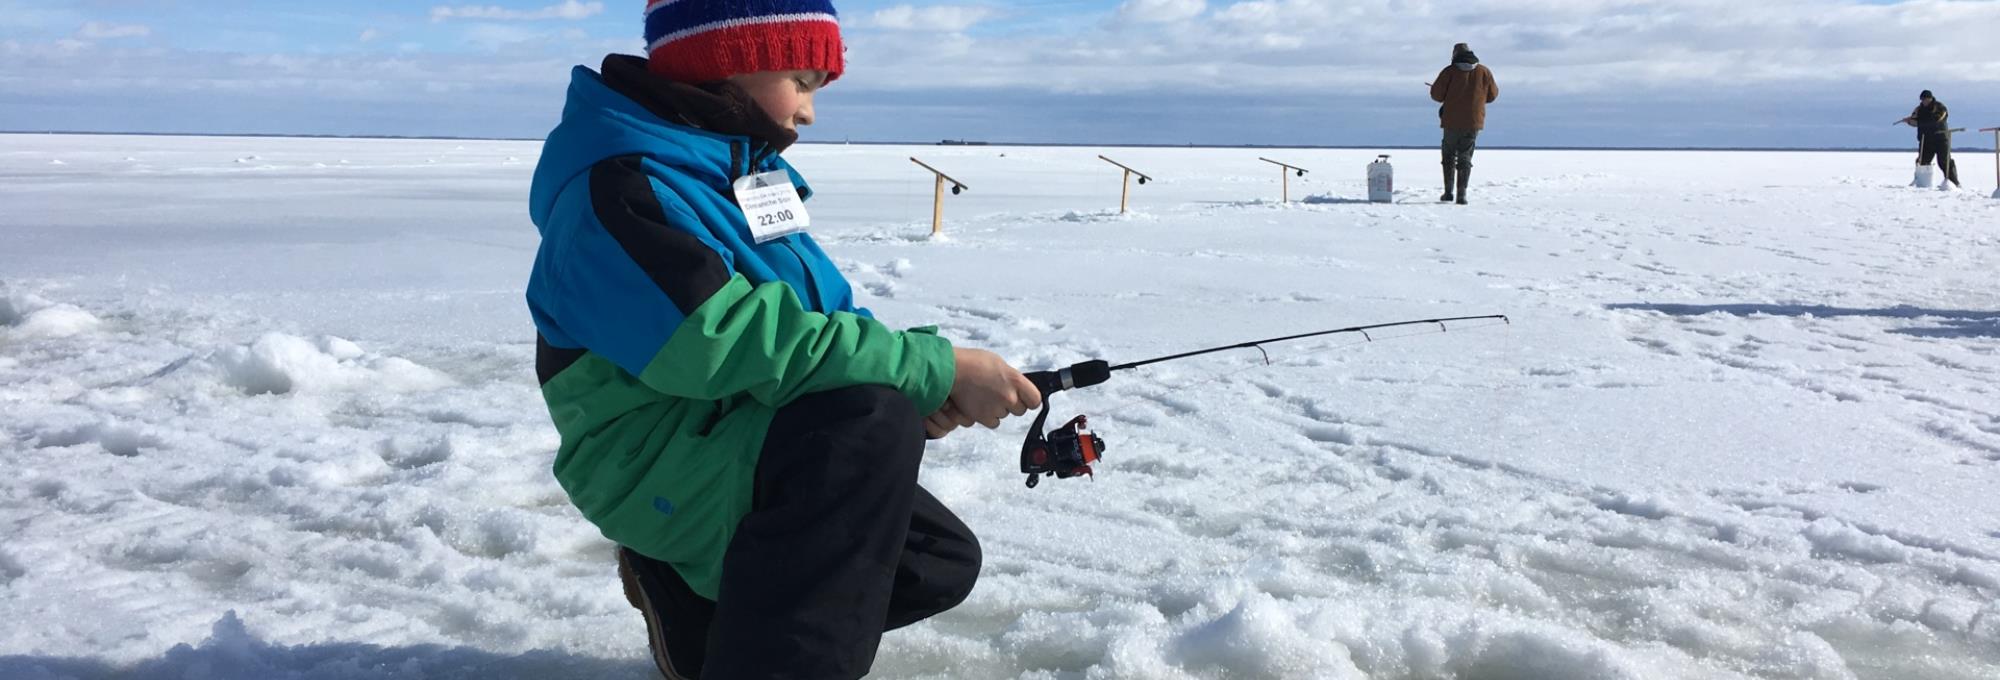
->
xmin=644 ymin=0 xmax=838 ymax=45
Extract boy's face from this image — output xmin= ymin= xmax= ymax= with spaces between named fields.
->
xmin=728 ymin=70 xmax=829 ymax=133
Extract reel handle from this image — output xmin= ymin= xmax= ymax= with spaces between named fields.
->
xmin=1023 ymin=360 xmax=1113 ymax=398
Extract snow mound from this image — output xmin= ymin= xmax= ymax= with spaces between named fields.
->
xmin=1170 ymin=590 xmax=1367 ymax=678
xmin=0 ymin=610 xmax=639 ymax=679
xmin=1300 ymin=193 xmax=1373 ymax=205
xmin=210 ymin=333 xmax=453 ymax=395
xmin=1 ymin=290 xmax=101 ymax=338
xmin=1058 ymin=209 xmax=1151 ymax=223
xmin=0 ymin=548 xmax=24 ymax=584
xmin=0 ymin=289 xmax=42 ymax=325
xmin=33 ymin=420 xmax=163 ymax=457
xmin=13 ymin=305 xmax=103 ymax=338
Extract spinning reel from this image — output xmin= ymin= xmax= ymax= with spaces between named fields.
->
xmin=1019 ymin=360 xmax=1111 ymax=488
xmin=1019 ymin=414 xmax=1105 ymax=488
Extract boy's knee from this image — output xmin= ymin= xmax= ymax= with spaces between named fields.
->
xmin=937 ymin=537 xmax=981 ymax=610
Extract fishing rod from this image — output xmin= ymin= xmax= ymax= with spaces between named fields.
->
xmin=1015 ymin=314 xmax=1509 ymax=488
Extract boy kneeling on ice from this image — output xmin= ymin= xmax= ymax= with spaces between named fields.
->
xmin=524 ymin=2 xmax=1041 ymax=677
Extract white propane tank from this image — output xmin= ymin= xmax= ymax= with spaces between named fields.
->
xmin=1912 ymin=164 xmax=1934 ymax=188
xmin=1367 ymin=155 xmax=1394 ymax=203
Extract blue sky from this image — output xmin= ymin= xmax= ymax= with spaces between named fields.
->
xmin=2 ymin=0 xmax=1995 ymax=148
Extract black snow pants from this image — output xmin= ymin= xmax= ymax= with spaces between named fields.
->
xmin=1442 ymin=128 xmax=1480 ymax=172
xmin=1918 ymin=131 xmax=1960 ymax=186
xmin=636 ymin=385 xmax=982 ymax=680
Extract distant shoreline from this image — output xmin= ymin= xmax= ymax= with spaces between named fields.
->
xmin=2 ymin=130 xmax=1990 ymax=154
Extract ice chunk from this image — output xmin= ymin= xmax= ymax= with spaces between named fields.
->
xmin=211 ymin=332 xmax=452 ymax=395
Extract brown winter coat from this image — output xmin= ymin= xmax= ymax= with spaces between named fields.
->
xmin=1431 ymin=64 xmax=1498 ymax=130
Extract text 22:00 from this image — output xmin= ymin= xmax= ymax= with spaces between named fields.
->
xmin=758 ymin=210 xmax=795 ymax=226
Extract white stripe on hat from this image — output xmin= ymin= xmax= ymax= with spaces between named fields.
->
xmin=643 ymin=0 xmax=685 ymax=18
xmin=646 ymin=12 xmax=838 ymax=53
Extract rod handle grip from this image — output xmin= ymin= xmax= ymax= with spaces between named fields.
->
xmin=1024 ymin=360 xmax=1113 ymax=397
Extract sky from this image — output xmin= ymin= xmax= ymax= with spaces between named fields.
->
xmin=1 ymin=0 xmax=1997 ymax=148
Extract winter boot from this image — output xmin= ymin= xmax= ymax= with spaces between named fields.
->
xmin=1454 ymin=166 xmax=1471 ymax=205
xmin=1441 ymin=165 xmax=1456 ymax=202
xmin=619 ymin=547 xmax=715 ymax=680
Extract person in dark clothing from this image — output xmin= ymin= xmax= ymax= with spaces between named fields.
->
xmin=1900 ymin=90 xmax=1961 ymax=189
xmin=1431 ymin=43 xmax=1499 ymax=204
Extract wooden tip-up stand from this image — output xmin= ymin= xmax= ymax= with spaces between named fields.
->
xmin=909 ymin=157 xmax=969 ymax=236
xmin=1982 ymin=127 xmax=2000 ymax=199
xmin=1099 ymin=155 xmax=1153 ymax=214
xmin=1259 ymin=157 xmax=1310 ymax=203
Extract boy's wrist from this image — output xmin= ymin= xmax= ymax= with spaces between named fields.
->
xmin=901 ymin=330 xmax=955 ymax=416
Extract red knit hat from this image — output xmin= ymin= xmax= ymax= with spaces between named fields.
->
xmin=644 ymin=0 xmax=845 ymax=85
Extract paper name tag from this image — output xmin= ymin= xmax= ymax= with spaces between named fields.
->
xmin=734 ymin=170 xmax=810 ymax=243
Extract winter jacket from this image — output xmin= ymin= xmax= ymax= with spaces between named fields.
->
xmin=1910 ymin=100 xmax=1950 ymax=137
xmin=525 ymin=57 xmax=956 ymax=599
xmin=1431 ymin=60 xmax=1499 ymax=131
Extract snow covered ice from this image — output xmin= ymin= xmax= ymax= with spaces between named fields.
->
xmin=3 ymin=134 xmax=1999 ymax=679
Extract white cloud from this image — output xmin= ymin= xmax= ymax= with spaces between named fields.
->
xmin=844 ymin=0 xmax=2000 ymax=96
xmin=4 ymin=0 xmax=1999 ymax=146
xmin=460 ymin=24 xmax=553 ymax=50
xmin=359 ymin=28 xmax=382 ymax=43
xmin=0 ymin=1 xmax=80 ymax=31
xmin=76 ymin=21 xmax=150 ymax=40
xmin=430 ymin=0 xmax=604 ymax=23
xmin=863 ymin=5 xmax=997 ymax=33
xmin=1116 ymin=0 xmax=1205 ymax=24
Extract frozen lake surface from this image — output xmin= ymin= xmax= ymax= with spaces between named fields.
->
xmin=3 ymin=134 xmax=1998 ymax=679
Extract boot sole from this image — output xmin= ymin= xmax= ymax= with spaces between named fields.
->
xmin=619 ymin=549 xmax=694 ymax=680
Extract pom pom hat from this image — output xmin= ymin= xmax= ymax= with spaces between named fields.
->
xmin=644 ymin=0 xmax=845 ymax=85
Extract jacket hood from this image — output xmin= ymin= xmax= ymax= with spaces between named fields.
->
xmin=528 ymin=64 xmax=810 ymax=233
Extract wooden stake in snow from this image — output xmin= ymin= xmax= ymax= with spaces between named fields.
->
xmin=909 ymin=157 xmax=969 ymax=236
xmin=1259 ymin=157 xmax=1311 ymax=203
xmin=1983 ymin=127 xmax=2000 ymax=199
xmin=1099 ymin=155 xmax=1153 ymax=214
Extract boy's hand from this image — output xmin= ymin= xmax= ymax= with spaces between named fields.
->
xmin=930 ymin=348 xmax=1042 ymax=435
xmin=925 ymin=405 xmax=963 ymax=439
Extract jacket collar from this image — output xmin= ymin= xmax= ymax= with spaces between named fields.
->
xmin=600 ymin=54 xmax=801 ymax=155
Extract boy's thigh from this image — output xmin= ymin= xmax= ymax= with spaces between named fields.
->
xmin=755 ymin=385 xmax=926 ymax=499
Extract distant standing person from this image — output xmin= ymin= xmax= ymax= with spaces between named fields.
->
xmin=1431 ymin=43 xmax=1498 ymax=205
xmin=1899 ymin=90 xmax=1960 ymax=189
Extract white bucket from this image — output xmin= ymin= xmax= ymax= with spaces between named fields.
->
xmin=1367 ymin=155 xmax=1394 ymax=203
xmin=1912 ymin=164 xmax=1933 ymax=188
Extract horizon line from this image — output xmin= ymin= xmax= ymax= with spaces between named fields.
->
xmin=3 ymin=130 xmax=1991 ymax=154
